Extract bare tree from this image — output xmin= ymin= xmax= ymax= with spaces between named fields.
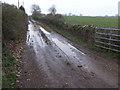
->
xmin=68 ymin=13 xmax=72 ymax=16
xmin=48 ymin=5 xmax=56 ymax=15
xmin=79 ymin=14 xmax=83 ymax=16
xmin=31 ymin=4 xmax=41 ymax=17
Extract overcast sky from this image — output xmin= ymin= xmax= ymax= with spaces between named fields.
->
xmin=2 ymin=0 xmax=120 ymax=16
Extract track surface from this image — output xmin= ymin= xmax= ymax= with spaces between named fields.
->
xmin=19 ymin=21 xmax=118 ymax=88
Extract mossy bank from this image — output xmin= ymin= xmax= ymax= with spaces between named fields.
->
xmin=2 ymin=3 xmax=28 ymax=88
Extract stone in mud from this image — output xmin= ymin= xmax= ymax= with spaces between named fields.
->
xmin=77 ymin=65 xmax=82 ymax=68
xmin=66 ymin=62 xmax=71 ymax=66
xmin=59 ymin=55 xmax=62 ymax=58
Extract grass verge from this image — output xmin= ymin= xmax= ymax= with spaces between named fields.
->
xmin=46 ymin=24 xmax=85 ymax=45
xmin=42 ymin=23 xmax=119 ymax=60
xmin=2 ymin=3 xmax=28 ymax=88
xmin=2 ymin=52 xmax=18 ymax=88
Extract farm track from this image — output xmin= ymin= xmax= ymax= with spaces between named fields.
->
xmin=19 ymin=20 xmax=118 ymax=88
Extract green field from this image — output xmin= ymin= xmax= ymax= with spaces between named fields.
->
xmin=64 ymin=16 xmax=118 ymax=29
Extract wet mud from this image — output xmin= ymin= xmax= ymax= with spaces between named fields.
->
xmin=20 ymin=20 xmax=118 ymax=88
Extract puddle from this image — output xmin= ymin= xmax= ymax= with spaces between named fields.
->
xmin=52 ymin=38 xmax=85 ymax=59
xmin=52 ymin=38 xmax=77 ymax=58
xmin=40 ymin=27 xmax=51 ymax=35
xmin=26 ymin=22 xmax=33 ymax=45
xmin=26 ymin=21 xmax=45 ymax=47
xmin=27 ymin=21 xmax=89 ymax=70
xmin=31 ymin=19 xmax=36 ymax=23
xmin=68 ymin=44 xmax=86 ymax=55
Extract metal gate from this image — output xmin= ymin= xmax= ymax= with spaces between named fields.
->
xmin=94 ymin=28 xmax=120 ymax=52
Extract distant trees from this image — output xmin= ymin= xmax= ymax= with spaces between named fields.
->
xmin=105 ymin=15 xmax=108 ymax=17
xmin=68 ymin=13 xmax=72 ymax=16
xmin=48 ymin=5 xmax=56 ymax=15
xmin=79 ymin=14 xmax=83 ymax=16
xmin=31 ymin=4 xmax=41 ymax=18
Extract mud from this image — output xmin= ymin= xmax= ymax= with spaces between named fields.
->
xmin=19 ymin=20 xmax=118 ymax=88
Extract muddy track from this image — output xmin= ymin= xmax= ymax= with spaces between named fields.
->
xmin=19 ymin=20 xmax=118 ymax=88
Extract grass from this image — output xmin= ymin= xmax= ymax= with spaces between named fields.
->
xmin=2 ymin=52 xmax=18 ymax=88
xmin=64 ymin=16 xmax=119 ymax=59
xmin=88 ymin=44 xmax=120 ymax=59
xmin=34 ymin=14 xmax=119 ymax=60
xmin=106 ymin=51 xmax=120 ymax=59
xmin=64 ymin=16 xmax=118 ymax=29
xmin=42 ymin=23 xmax=119 ymax=60
xmin=2 ymin=72 xmax=17 ymax=88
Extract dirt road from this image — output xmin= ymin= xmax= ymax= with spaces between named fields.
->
xmin=19 ymin=20 xmax=118 ymax=88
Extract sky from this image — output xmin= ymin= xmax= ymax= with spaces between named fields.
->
xmin=2 ymin=0 xmax=120 ymax=16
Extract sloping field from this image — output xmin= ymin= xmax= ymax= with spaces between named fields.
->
xmin=64 ymin=16 xmax=118 ymax=29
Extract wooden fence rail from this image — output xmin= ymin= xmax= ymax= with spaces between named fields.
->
xmin=94 ymin=28 xmax=120 ymax=52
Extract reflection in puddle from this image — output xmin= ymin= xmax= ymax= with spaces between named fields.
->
xmin=40 ymin=27 xmax=51 ymax=35
xmin=26 ymin=21 xmax=45 ymax=47
xmin=26 ymin=22 xmax=32 ymax=45
xmin=52 ymin=38 xmax=85 ymax=58
xmin=27 ymin=21 xmax=88 ymax=70
xmin=26 ymin=31 xmax=30 ymax=44
xmin=68 ymin=44 xmax=86 ymax=55
xmin=52 ymin=38 xmax=76 ymax=57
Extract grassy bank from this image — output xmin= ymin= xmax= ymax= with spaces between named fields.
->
xmin=64 ymin=16 xmax=119 ymax=59
xmin=33 ymin=14 xmax=119 ymax=60
xmin=64 ymin=16 xmax=118 ymax=29
xmin=45 ymin=23 xmax=119 ymax=60
xmin=2 ymin=52 xmax=18 ymax=88
xmin=2 ymin=3 xmax=28 ymax=88
xmin=47 ymin=24 xmax=85 ymax=45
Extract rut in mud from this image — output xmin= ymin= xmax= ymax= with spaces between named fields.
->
xmin=19 ymin=20 xmax=118 ymax=88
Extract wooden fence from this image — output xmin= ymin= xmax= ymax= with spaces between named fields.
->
xmin=94 ymin=28 xmax=120 ymax=52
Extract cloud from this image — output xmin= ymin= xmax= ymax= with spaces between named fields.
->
xmin=2 ymin=0 xmax=119 ymax=16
